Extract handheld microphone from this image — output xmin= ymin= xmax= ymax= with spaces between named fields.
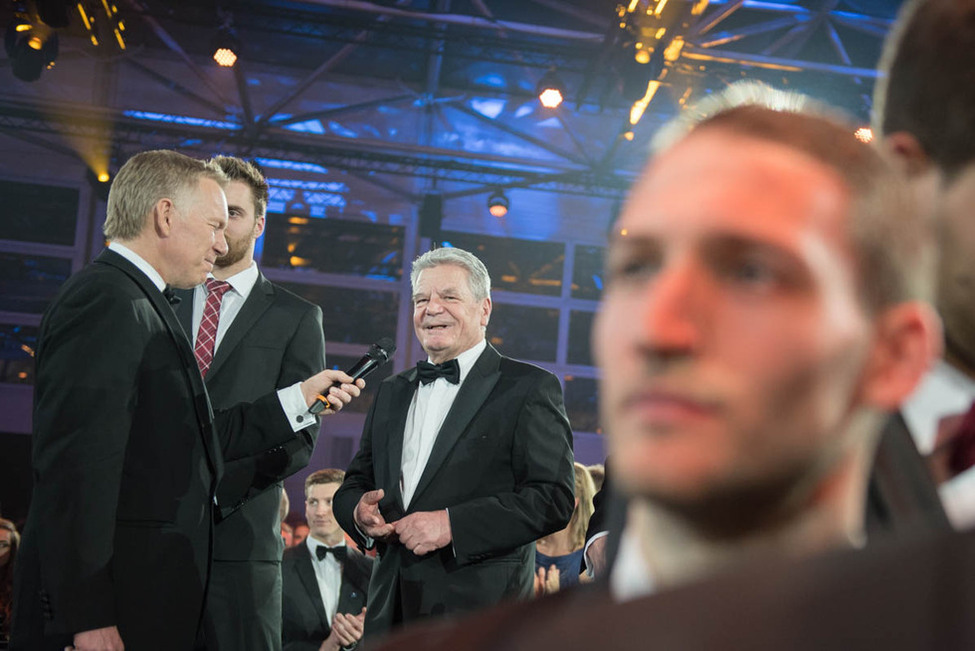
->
xmin=309 ymin=337 xmax=397 ymax=414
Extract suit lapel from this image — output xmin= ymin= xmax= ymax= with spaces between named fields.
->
xmin=336 ymin=552 xmax=371 ymax=615
xmin=207 ymin=272 xmax=274 ymax=379
xmin=95 ymin=249 xmax=219 ymax=476
xmin=385 ymin=373 xmax=418 ymax=512
xmin=409 ymin=344 xmax=501 ymax=506
xmin=294 ymin=545 xmax=330 ymax=632
xmin=173 ymin=288 xmax=194 ymax=341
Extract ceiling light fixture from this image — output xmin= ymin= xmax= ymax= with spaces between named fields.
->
xmin=536 ymin=69 xmax=565 ymax=109
xmin=487 ymin=189 xmax=509 ymax=218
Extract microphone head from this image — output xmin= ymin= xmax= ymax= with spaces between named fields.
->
xmin=370 ymin=337 xmax=396 ymax=361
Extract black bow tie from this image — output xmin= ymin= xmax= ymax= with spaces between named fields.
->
xmin=316 ymin=545 xmax=347 ymax=562
xmin=416 ymin=359 xmax=460 ymax=385
xmin=162 ymin=286 xmax=181 ymax=306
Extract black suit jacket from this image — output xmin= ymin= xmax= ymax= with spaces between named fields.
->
xmin=372 ymin=527 xmax=975 ymax=651
xmin=333 ymin=343 xmax=575 ymax=637
xmin=176 ymin=272 xmax=326 ymax=561
xmin=281 ymin=543 xmax=373 ymax=650
xmin=12 ymin=249 xmax=298 ymax=650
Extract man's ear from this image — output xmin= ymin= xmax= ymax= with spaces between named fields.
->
xmin=254 ymin=214 xmax=267 ymax=239
xmin=481 ymin=297 xmax=492 ymax=327
xmin=880 ymin=131 xmax=933 ymax=178
xmin=153 ymin=198 xmax=177 ymax=237
xmin=858 ymin=301 xmax=943 ymax=410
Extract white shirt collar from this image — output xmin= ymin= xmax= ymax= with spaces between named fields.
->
xmin=901 ymin=360 xmax=975 ymax=454
xmin=108 ymin=242 xmax=166 ymax=292
xmin=207 ymin=261 xmax=259 ymax=300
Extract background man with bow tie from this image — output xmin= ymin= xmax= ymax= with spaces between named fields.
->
xmin=282 ymin=469 xmax=372 ymax=651
xmin=333 ymin=246 xmax=575 ymax=639
xmin=11 ymin=150 xmax=361 ymax=651
xmin=172 ymin=156 xmax=327 ymax=650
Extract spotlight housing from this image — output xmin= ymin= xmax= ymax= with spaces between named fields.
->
xmin=536 ymin=69 xmax=565 ymax=109
xmin=487 ymin=189 xmax=509 ymax=218
xmin=212 ymin=27 xmax=239 ymax=67
xmin=4 ymin=17 xmax=58 ymax=82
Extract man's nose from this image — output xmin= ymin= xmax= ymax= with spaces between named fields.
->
xmin=639 ymin=259 xmax=705 ymax=357
xmin=214 ymin=231 xmax=228 ymax=256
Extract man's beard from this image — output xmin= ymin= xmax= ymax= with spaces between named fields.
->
xmin=215 ymin=235 xmax=253 ymax=270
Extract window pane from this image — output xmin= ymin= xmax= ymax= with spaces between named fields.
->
xmin=564 ymin=375 xmax=600 ymax=434
xmin=0 ymin=180 xmax=78 ymax=246
xmin=326 ymin=353 xmax=396 ymax=414
xmin=262 ymin=215 xmax=404 ymax=280
xmin=0 ymin=253 xmax=72 ymax=313
xmin=572 ymin=245 xmax=605 ymax=300
xmin=568 ymin=310 xmax=595 ymax=366
xmin=441 ymin=233 xmax=564 ymax=296
xmin=487 ymin=303 xmax=558 ymax=362
xmin=278 ymin=282 xmax=399 ymax=345
xmin=0 ymin=324 xmax=37 ymax=384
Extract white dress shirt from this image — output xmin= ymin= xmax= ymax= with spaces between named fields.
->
xmin=901 ymin=360 xmax=975 ymax=529
xmin=306 ymin=535 xmax=345 ymax=626
xmin=400 ymin=339 xmax=486 ymax=508
xmin=188 ymin=263 xmax=260 ymax=351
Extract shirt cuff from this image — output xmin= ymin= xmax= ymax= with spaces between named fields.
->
xmin=583 ymin=530 xmax=609 ymax=576
xmin=353 ymin=520 xmax=375 ymax=550
xmin=277 ymin=382 xmax=318 ymax=433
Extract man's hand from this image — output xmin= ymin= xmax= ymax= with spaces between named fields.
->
xmin=353 ymin=489 xmax=395 ymax=540
xmin=68 ymin=626 xmax=124 ymax=651
xmin=585 ymin=534 xmax=608 ymax=578
xmin=393 ymin=510 xmax=451 ymax=556
xmin=300 ymin=370 xmax=364 ymax=413
xmin=319 ymin=608 xmax=366 ymax=651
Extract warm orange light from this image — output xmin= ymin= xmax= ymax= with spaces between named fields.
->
xmin=489 ymin=204 xmax=508 ymax=218
xmin=213 ymin=47 xmax=237 ymax=67
xmin=28 ymin=36 xmax=43 ymax=50
xmin=623 ymin=131 xmax=635 ymax=141
xmin=854 ymin=127 xmax=873 ymax=143
xmin=97 ymin=172 xmax=110 ymax=183
xmin=635 ymin=49 xmax=651 ymax=64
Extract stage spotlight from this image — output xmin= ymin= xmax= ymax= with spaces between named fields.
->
xmin=86 ymin=166 xmax=113 ymax=202
xmin=212 ymin=27 xmax=239 ymax=67
xmin=537 ymin=69 xmax=565 ymax=109
xmin=487 ymin=189 xmax=509 ymax=218
xmin=854 ymin=127 xmax=873 ymax=143
xmin=4 ymin=16 xmax=59 ymax=82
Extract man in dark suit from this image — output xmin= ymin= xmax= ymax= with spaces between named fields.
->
xmin=10 ymin=150 xmax=362 ymax=651
xmin=282 ymin=469 xmax=372 ymax=651
xmin=172 ymin=156 xmax=327 ymax=650
xmin=869 ymin=0 xmax=975 ymax=532
xmin=333 ymin=246 xmax=575 ymax=638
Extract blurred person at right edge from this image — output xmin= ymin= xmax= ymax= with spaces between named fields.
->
xmin=0 ymin=518 xmax=19 ymax=647
xmin=869 ymin=0 xmax=975 ymax=532
xmin=367 ymin=86 xmax=975 ymax=649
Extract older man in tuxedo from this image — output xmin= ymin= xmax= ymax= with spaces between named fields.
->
xmin=282 ymin=469 xmax=372 ymax=651
xmin=11 ymin=150 xmax=361 ymax=651
xmin=333 ymin=246 xmax=575 ymax=638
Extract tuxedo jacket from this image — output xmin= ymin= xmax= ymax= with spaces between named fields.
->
xmin=372 ymin=527 xmax=975 ymax=651
xmin=333 ymin=343 xmax=575 ymax=637
xmin=175 ymin=272 xmax=326 ymax=562
xmin=12 ymin=249 xmax=298 ymax=650
xmin=281 ymin=543 xmax=373 ymax=650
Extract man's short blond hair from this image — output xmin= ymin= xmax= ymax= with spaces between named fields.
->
xmin=103 ymin=150 xmax=228 ymax=241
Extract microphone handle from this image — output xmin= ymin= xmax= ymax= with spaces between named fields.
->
xmin=308 ymin=357 xmax=380 ymax=414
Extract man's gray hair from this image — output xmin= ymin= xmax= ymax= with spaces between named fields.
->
xmin=410 ymin=246 xmax=492 ymax=302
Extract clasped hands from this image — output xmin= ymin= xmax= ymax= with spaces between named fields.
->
xmin=353 ymin=489 xmax=451 ymax=556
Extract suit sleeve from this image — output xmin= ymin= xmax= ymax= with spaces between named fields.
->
xmin=447 ymin=372 xmax=575 ymax=565
xmin=333 ymin=392 xmax=381 ymax=548
xmin=216 ymin=304 xmax=326 ymax=510
xmin=30 ymin=283 xmax=142 ymax=633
